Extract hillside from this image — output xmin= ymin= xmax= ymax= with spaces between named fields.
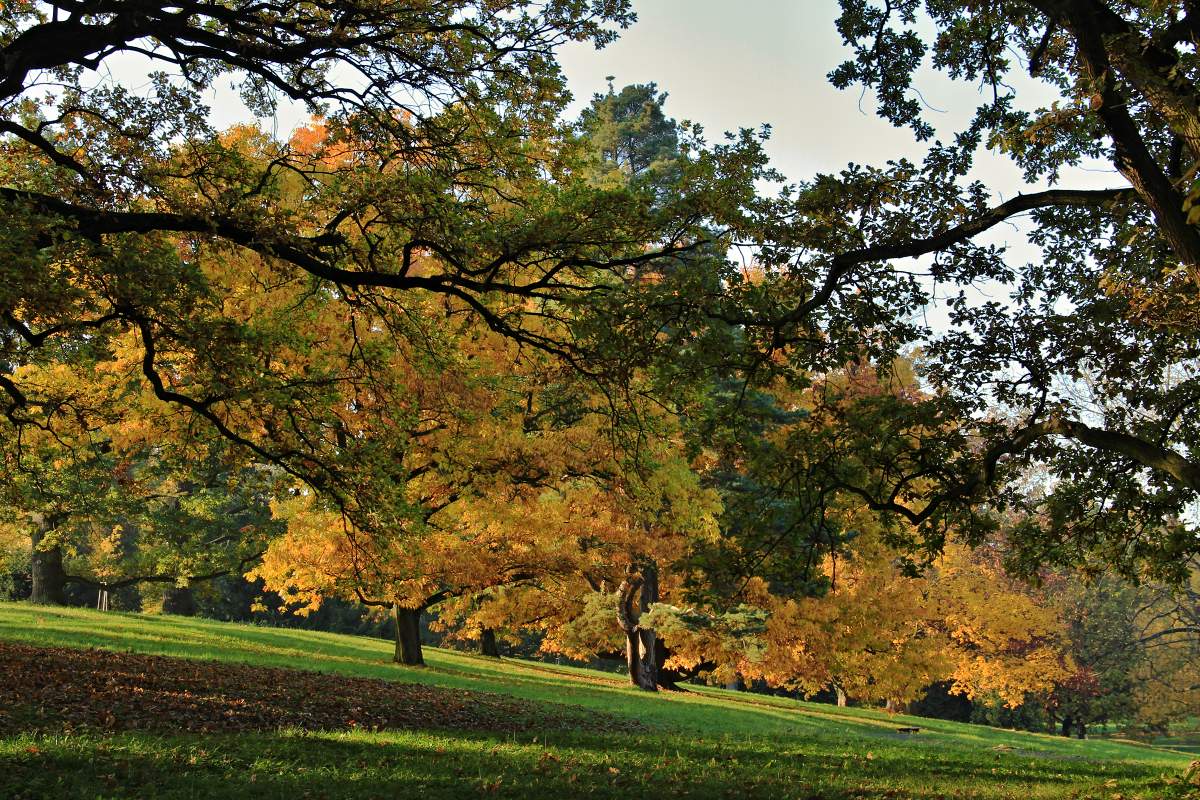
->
xmin=0 ymin=603 xmax=1194 ymax=800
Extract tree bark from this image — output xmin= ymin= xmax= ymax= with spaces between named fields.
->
xmin=1061 ymin=715 xmax=1074 ymax=737
xmin=392 ymin=604 xmax=424 ymax=666
xmin=161 ymin=586 xmax=197 ymax=616
xmin=623 ymin=626 xmax=641 ymax=687
xmin=616 ymin=564 xmax=658 ymax=692
xmin=835 ymin=686 xmax=848 ymax=708
xmin=635 ymin=564 xmax=659 ymax=691
xmin=617 ymin=571 xmax=646 ymax=689
xmin=480 ymin=627 xmax=500 ymax=658
xmin=30 ymin=516 xmax=66 ymax=606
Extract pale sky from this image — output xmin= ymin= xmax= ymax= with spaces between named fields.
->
xmin=556 ymin=0 xmax=1117 ymax=193
xmin=558 ymin=0 xmax=907 ymax=179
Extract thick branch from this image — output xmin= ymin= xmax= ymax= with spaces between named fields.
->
xmin=848 ymin=414 xmax=1200 ymax=527
xmin=1033 ymin=417 xmax=1200 ymax=493
xmin=764 ymin=187 xmax=1132 ymax=329
xmin=1029 ymin=0 xmax=1200 ymax=270
xmin=65 ymin=549 xmax=266 ymax=591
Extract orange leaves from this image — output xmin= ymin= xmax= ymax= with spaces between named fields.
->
xmin=705 ymin=514 xmax=1071 ymax=707
xmin=250 ymin=495 xmax=352 ymax=615
xmin=928 ymin=544 xmax=1070 ymax=706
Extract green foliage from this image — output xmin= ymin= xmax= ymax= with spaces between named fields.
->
xmin=707 ymin=0 xmax=1200 ymax=580
xmin=1050 ymin=577 xmax=1144 ymax=733
xmin=579 ymin=82 xmax=681 ymax=187
xmin=0 ymin=543 xmax=28 ymax=602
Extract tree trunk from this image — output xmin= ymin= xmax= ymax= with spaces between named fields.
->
xmin=635 ymin=564 xmax=659 ymax=691
xmin=835 ymin=686 xmax=848 ymax=708
xmin=1076 ymin=720 xmax=1087 ymax=740
xmin=619 ymin=568 xmax=657 ymax=695
xmin=480 ymin=627 xmax=500 ymax=658
xmin=162 ymin=586 xmax=197 ymax=616
xmin=1061 ymin=715 xmax=1074 ymax=738
xmin=392 ymin=604 xmax=424 ymax=666
xmin=623 ymin=627 xmax=641 ymax=687
xmin=885 ymin=698 xmax=907 ymax=714
xmin=30 ymin=517 xmax=66 ymax=606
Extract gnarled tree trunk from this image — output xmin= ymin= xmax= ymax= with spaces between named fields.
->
xmin=30 ymin=516 xmax=66 ymax=606
xmin=635 ymin=565 xmax=659 ymax=691
xmin=618 ymin=571 xmax=645 ymax=688
xmin=480 ymin=627 xmax=500 ymax=658
xmin=622 ymin=624 xmax=641 ymax=687
xmin=392 ymin=603 xmax=425 ymax=666
xmin=616 ymin=563 xmax=659 ymax=692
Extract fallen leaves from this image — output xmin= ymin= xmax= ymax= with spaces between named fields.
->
xmin=0 ymin=642 xmax=639 ymax=736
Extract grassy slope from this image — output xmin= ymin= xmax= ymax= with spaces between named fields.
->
xmin=0 ymin=603 xmax=1192 ymax=800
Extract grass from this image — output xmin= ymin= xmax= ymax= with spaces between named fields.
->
xmin=1148 ymin=731 xmax=1200 ymax=757
xmin=1 ymin=602 xmax=1196 ymax=799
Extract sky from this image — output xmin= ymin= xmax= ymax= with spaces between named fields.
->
xmin=556 ymin=0 xmax=910 ymax=180
xmin=555 ymin=0 xmax=1117 ymax=194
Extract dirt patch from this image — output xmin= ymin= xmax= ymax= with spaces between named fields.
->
xmin=0 ymin=641 xmax=639 ymax=736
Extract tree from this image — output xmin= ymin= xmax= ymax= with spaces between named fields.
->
xmin=413 ymin=377 xmax=722 ymax=691
xmin=0 ymin=3 xmax=786 ymax=493
xmin=579 ymin=82 xmax=681 ymax=186
xmin=635 ymin=509 xmax=1069 ymax=710
xmin=709 ymin=1 xmax=1200 ymax=579
xmin=0 ymin=358 xmax=280 ymax=608
xmin=244 ymin=296 xmax=647 ymax=667
xmin=1045 ymin=575 xmax=1142 ymax=738
xmin=1046 ymin=561 xmax=1200 ymax=736
xmin=1130 ymin=561 xmax=1200 ymax=731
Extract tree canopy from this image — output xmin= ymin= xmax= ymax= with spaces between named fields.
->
xmin=706 ymin=0 xmax=1200 ymax=581
xmin=3 ymin=0 xmax=1199 ymax=722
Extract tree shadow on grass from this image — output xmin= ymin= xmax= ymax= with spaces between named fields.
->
xmin=0 ymin=727 xmax=1176 ymax=800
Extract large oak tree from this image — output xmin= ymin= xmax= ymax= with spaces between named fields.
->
xmin=0 ymin=1 xmax=766 ymax=505
xmin=720 ymin=0 xmax=1200 ymax=580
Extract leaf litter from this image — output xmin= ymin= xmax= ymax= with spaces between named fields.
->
xmin=0 ymin=642 xmax=641 ymax=736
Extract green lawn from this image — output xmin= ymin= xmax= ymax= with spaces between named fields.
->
xmin=1 ymin=602 xmax=1196 ymax=799
xmin=1148 ymin=731 xmax=1200 ymax=757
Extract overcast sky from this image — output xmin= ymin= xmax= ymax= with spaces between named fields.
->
xmin=556 ymin=0 xmax=1117 ymax=194
xmin=557 ymin=0 xmax=904 ymax=179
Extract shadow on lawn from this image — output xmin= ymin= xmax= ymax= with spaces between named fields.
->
xmin=2 ymin=727 xmax=1165 ymax=800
